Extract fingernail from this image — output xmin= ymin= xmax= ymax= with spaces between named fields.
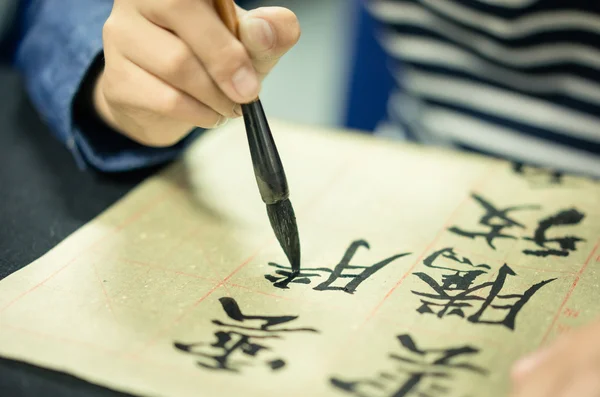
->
xmin=233 ymin=105 xmax=243 ymax=117
xmin=213 ymin=115 xmax=228 ymax=128
xmin=232 ymin=66 xmax=259 ymax=99
xmin=246 ymin=18 xmax=274 ymax=50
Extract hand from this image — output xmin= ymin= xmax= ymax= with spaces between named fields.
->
xmin=510 ymin=319 xmax=600 ymax=397
xmin=94 ymin=0 xmax=300 ymax=146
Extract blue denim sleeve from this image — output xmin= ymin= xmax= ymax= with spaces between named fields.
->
xmin=14 ymin=0 xmax=201 ymax=172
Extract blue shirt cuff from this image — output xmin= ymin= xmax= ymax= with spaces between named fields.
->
xmin=16 ymin=0 xmax=196 ymax=173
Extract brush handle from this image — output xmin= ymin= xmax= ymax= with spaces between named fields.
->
xmin=214 ymin=0 xmax=239 ymax=38
xmin=214 ymin=0 xmax=290 ymax=204
xmin=242 ymin=100 xmax=289 ymax=204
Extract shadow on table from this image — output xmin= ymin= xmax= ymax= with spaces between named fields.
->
xmin=0 ymin=68 xmax=157 ymax=397
xmin=0 ymin=69 xmax=161 ymax=278
xmin=0 ymin=357 xmax=137 ymax=397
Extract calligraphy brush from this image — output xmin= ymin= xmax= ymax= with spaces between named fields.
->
xmin=214 ymin=0 xmax=301 ymax=274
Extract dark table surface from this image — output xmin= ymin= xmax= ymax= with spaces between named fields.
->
xmin=0 ymin=67 xmax=158 ymax=397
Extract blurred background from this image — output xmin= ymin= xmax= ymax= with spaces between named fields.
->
xmin=248 ymin=0 xmax=352 ymax=127
xmin=248 ymin=0 xmax=392 ymax=133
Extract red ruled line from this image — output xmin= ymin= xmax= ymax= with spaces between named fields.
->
xmin=92 ymin=262 xmax=116 ymax=322
xmin=362 ymin=165 xmax=496 ymax=324
xmin=0 ymin=189 xmax=177 ymax=314
xmin=539 ymin=239 xmax=600 ymax=346
xmin=128 ymin=155 xmax=361 ymax=357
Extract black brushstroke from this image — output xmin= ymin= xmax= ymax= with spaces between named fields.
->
xmin=512 ymin=162 xmax=564 ymax=186
xmin=448 ymin=194 xmax=539 ymax=249
xmin=412 ymin=252 xmax=555 ymax=330
xmin=330 ymin=334 xmax=487 ymax=397
xmin=523 ymin=208 xmax=586 ymax=257
xmin=267 ymin=199 xmax=301 ymax=273
xmin=174 ymin=297 xmax=317 ymax=373
xmin=264 ymin=239 xmax=411 ymax=294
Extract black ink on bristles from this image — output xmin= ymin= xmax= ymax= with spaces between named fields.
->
xmin=242 ymin=99 xmax=302 ymax=274
xmin=267 ymin=199 xmax=301 ymax=274
xmin=216 ymin=1 xmax=302 ymax=275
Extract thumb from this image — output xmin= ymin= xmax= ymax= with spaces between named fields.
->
xmin=237 ymin=6 xmax=301 ymax=78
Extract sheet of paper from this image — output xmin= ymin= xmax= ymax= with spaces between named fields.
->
xmin=0 ymin=120 xmax=599 ymax=397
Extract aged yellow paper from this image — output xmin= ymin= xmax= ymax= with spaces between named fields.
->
xmin=0 ymin=120 xmax=599 ymax=397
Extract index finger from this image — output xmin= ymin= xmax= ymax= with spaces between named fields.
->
xmin=142 ymin=0 xmax=260 ymax=103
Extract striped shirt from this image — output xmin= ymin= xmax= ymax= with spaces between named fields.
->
xmin=368 ymin=0 xmax=600 ymax=177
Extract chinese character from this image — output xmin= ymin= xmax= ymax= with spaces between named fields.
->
xmin=330 ymin=334 xmax=487 ymax=397
xmin=420 ymin=247 xmax=491 ymax=291
xmin=264 ymin=240 xmax=410 ymax=293
xmin=411 ymin=248 xmax=555 ymax=330
xmin=448 ymin=194 xmax=539 ymax=249
xmin=512 ymin=162 xmax=564 ymax=186
xmin=523 ymin=208 xmax=586 ymax=257
xmin=174 ymin=297 xmax=317 ymax=372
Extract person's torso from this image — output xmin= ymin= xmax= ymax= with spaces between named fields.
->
xmin=368 ymin=0 xmax=600 ymax=177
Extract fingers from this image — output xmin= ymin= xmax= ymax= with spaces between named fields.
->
xmin=509 ymin=321 xmax=600 ymax=397
xmin=141 ymin=0 xmax=261 ymax=104
xmin=510 ymin=348 xmax=552 ymax=382
xmin=100 ymin=50 xmax=223 ymax=146
xmin=559 ymin=370 xmax=600 ymax=397
xmin=238 ymin=7 xmax=301 ymax=79
xmin=511 ymin=362 xmax=600 ymax=397
xmin=98 ymin=0 xmax=301 ymax=147
xmin=104 ymin=12 xmax=239 ymax=119
xmin=510 ymin=350 xmax=568 ymax=397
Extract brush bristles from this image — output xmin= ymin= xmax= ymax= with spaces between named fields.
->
xmin=266 ymin=199 xmax=301 ymax=273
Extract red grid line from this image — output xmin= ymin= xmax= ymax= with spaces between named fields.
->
xmin=434 ymin=247 xmax=579 ymax=275
xmin=127 ymin=239 xmax=270 ymax=358
xmin=3 ymin=149 xmax=594 ymax=382
xmin=374 ymin=315 xmax=504 ymax=350
xmin=539 ymin=238 xmax=600 ymax=346
xmin=92 ymin=262 xmax=116 ymax=321
xmin=226 ymin=282 xmax=349 ymax=312
xmin=0 ymin=188 xmax=178 ymax=314
xmin=227 ymin=282 xmax=299 ymax=301
xmin=127 ymin=154 xmax=360 ymax=357
xmin=4 ymin=153 xmax=348 ymax=360
xmin=507 ymin=265 xmax=577 ymax=275
xmin=197 ymin=238 xmax=234 ymax=297
xmin=156 ymin=225 xmax=198 ymax=263
xmin=475 ymin=270 xmax=497 ymax=298
xmin=119 ymin=258 xmax=222 ymax=282
xmin=362 ymin=165 xmax=497 ymax=324
xmin=1 ymin=323 xmax=121 ymax=354
xmin=151 ymin=222 xmax=234 ymax=295
xmin=0 ymin=323 xmax=209 ymax=377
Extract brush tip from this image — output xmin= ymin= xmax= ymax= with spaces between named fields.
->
xmin=266 ymin=199 xmax=301 ymax=273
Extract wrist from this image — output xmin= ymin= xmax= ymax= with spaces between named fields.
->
xmin=73 ymin=53 xmax=115 ymax=134
xmin=92 ymin=71 xmax=118 ymax=130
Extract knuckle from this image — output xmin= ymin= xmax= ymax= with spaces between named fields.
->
xmin=144 ymin=0 xmax=189 ymax=27
xmin=207 ymin=42 xmax=249 ymax=83
xmin=100 ymin=74 xmax=123 ymax=105
xmin=102 ymin=18 xmax=119 ymax=42
xmin=155 ymin=88 xmax=186 ymax=116
xmin=161 ymin=44 xmax=193 ymax=79
xmin=101 ymin=67 xmax=131 ymax=107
